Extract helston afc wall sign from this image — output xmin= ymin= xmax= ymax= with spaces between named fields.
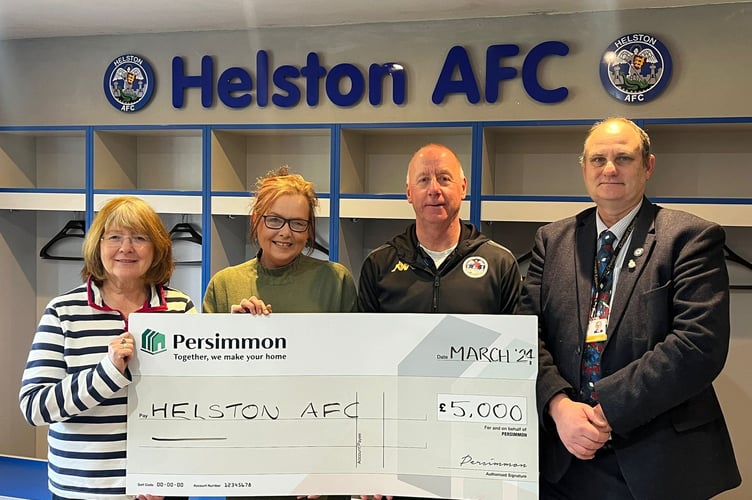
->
xmin=103 ymin=54 xmax=155 ymax=112
xmin=101 ymin=37 xmax=676 ymax=111
xmin=599 ymin=33 xmax=672 ymax=103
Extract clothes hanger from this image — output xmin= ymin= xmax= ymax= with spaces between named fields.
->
xmin=724 ymin=244 xmax=752 ymax=290
xmin=725 ymin=244 xmax=752 ymax=271
xmin=39 ymin=219 xmax=86 ymax=261
xmin=169 ymin=221 xmax=202 ymax=245
xmin=169 ymin=220 xmax=202 ymax=264
xmin=313 ymin=240 xmax=329 ymax=256
xmin=516 ymin=250 xmax=532 ymax=263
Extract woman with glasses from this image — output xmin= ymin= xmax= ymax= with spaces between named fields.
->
xmin=19 ymin=195 xmax=195 ymax=500
xmin=203 ymin=167 xmax=354 ymax=500
xmin=203 ymin=166 xmax=357 ymax=314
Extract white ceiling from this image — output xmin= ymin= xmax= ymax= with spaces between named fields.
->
xmin=0 ymin=0 xmax=747 ymax=40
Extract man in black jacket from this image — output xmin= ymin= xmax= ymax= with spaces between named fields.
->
xmin=358 ymin=143 xmax=521 ymax=314
xmin=520 ymin=117 xmax=741 ymax=499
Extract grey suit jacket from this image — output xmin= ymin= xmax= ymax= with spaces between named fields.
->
xmin=519 ymin=198 xmax=741 ymax=499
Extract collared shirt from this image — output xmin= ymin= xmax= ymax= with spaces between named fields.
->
xmin=595 ymin=201 xmax=642 ymax=295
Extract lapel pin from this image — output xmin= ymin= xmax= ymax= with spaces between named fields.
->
xmin=628 ymin=259 xmax=636 ymax=270
xmin=633 ymin=248 xmax=644 ymax=257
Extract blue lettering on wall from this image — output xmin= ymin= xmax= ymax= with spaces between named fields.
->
xmin=369 ymin=63 xmax=406 ymax=105
xmin=485 ymin=44 xmax=520 ymax=103
xmin=327 ymin=63 xmax=365 ymax=106
xmin=432 ymin=45 xmax=481 ymax=104
xmin=432 ymin=42 xmax=570 ymax=105
xmin=272 ymin=65 xmax=301 ymax=107
xmin=300 ymin=52 xmax=326 ymax=105
xmin=172 ymin=55 xmax=214 ymax=108
xmin=256 ymin=50 xmax=269 ymax=107
xmin=217 ymin=66 xmax=253 ymax=107
xmin=169 ymin=43 xmax=570 ymax=109
xmin=522 ymin=41 xmax=569 ymax=103
xmin=171 ymin=51 xmax=407 ymax=109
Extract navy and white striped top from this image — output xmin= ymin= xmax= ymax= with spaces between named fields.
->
xmin=19 ymin=278 xmax=195 ymax=499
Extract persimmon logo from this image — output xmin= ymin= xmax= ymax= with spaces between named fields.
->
xmin=141 ymin=328 xmax=167 ymax=355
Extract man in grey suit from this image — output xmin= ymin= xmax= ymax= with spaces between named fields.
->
xmin=520 ymin=117 xmax=741 ymax=499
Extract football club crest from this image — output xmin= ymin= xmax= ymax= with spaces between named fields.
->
xmin=462 ymin=256 xmax=488 ymax=279
xmin=103 ymin=54 xmax=155 ymax=112
xmin=599 ymin=33 xmax=672 ymax=103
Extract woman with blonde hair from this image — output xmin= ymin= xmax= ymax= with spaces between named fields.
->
xmin=19 ymin=196 xmax=195 ymax=500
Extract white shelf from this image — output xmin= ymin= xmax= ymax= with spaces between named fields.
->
xmin=481 ymin=200 xmax=593 ymax=223
xmin=655 ymin=203 xmax=752 ymax=228
xmin=93 ymin=194 xmax=203 ymax=215
xmin=211 ymin=195 xmax=330 ymax=218
xmin=340 ymin=198 xmax=470 ymax=220
xmin=0 ymin=192 xmax=86 ymax=211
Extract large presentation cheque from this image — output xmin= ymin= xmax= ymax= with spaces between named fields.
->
xmin=127 ymin=313 xmax=538 ymax=499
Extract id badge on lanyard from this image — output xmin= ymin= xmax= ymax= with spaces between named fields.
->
xmin=585 ymin=219 xmax=635 ymax=343
xmin=586 ymin=313 xmax=609 ymax=343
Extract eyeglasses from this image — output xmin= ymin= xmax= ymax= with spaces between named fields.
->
xmin=101 ymin=234 xmax=151 ymax=248
xmin=262 ymin=215 xmax=310 ymax=233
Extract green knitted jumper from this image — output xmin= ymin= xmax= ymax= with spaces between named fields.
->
xmin=203 ymin=253 xmax=357 ymax=313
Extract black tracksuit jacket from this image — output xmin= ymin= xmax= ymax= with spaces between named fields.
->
xmin=357 ymin=222 xmax=522 ymax=313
